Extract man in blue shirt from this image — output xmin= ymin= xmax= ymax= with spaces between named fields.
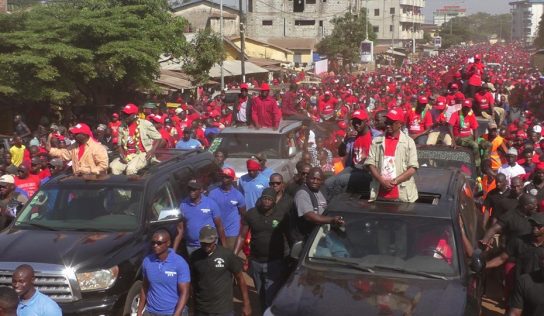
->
xmin=173 ymin=179 xmax=227 ymax=255
xmin=238 ymin=159 xmax=269 ymax=210
xmin=175 ymin=129 xmax=203 ymax=150
xmin=208 ymin=167 xmax=246 ymax=250
xmin=137 ymin=229 xmax=190 ymax=316
xmin=11 ymin=264 xmax=62 ymax=316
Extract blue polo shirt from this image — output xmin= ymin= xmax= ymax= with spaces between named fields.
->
xmin=208 ymin=187 xmax=246 ymax=237
xmin=238 ymin=173 xmax=268 ymax=209
xmin=142 ymin=249 xmax=191 ymax=314
xmin=17 ymin=289 xmax=62 ymax=316
xmin=175 ymin=138 xmax=202 ymax=150
xmin=261 ymin=167 xmax=273 ymax=180
xmin=180 ymin=196 xmax=221 ymax=247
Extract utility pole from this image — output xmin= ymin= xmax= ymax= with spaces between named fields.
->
xmin=239 ymin=0 xmax=246 ymax=83
xmin=220 ymin=0 xmax=224 ymax=90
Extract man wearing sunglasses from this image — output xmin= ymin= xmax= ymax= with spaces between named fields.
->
xmin=138 ymin=229 xmax=190 ymax=316
xmin=365 ymin=109 xmax=419 ymax=203
xmin=0 ymin=175 xmax=28 ymax=229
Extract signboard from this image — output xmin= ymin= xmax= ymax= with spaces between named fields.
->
xmin=434 ymin=36 xmax=442 ymax=48
xmin=360 ymin=40 xmax=373 ymax=63
xmin=314 ymin=59 xmax=328 ymax=75
xmin=312 ymin=53 xmax=326 ymax=62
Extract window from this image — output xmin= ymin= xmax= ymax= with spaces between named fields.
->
xmin=150 ymin=184 xmax=176 ymax=222
xmin=295 ymin=20 xmax=316 ymax=26
xmin=374 ymin=9 xmax=379 ymax=16
xmin=262 ymin=20 xmax=273 ymax=26
xmin=319 ymin=20 xmax=323 ymax=27
xmin=248 ymin=0 xmax=253 ymax=12
xmin=390 ymin=25 xmax=393 ymax=32
xmin=294 ymin=0 xmax=304 ymax=12
xmin=373 ymin=26 xmax=379 ymax=33
xmin=306 ymin=0 xmax=316 ymax=4
xmin=390 ymin=7 xmax=395 ymax=15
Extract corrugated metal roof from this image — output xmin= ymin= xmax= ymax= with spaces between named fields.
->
xmin=208 ymin=60 xmax=269 ymax=78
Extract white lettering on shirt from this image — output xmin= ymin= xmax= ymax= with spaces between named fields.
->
xmin=214 ymin=258 xmax=225 ymax=268
xmin=165 ymin=271 xmax=177 ymax=277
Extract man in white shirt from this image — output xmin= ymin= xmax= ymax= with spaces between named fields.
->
xmin=498 ymin=147 xmax=526 ymax=185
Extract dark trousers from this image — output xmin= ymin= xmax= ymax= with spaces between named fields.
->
xmin=249 ymin=259 xmax=287 ymax=310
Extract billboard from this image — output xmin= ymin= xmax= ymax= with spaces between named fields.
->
xmin=360 ymin=40 xmax=373 ymax=63
xmin=434 ymin=36 xmax=442 ymax=48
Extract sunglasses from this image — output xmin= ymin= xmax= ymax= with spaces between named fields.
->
xmin=151 ymin=240 xmax=167 ymax=246
xmin=269 ymin=181 xmax=282 ymax=186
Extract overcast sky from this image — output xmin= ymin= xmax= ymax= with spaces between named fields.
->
xmin=423 ymin=0 xmax=512 ymax=23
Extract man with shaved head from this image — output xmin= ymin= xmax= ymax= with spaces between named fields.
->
xmin=11 ymin=264 xmax=62 ymax=315
xmin=0 ymin=286 xmax=18 ymax=316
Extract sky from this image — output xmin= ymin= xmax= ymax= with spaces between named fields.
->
xmin=423 ymin=0 xmax=512 ymax=23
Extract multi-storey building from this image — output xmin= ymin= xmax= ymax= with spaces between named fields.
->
xmin=432 ymin=5 xmax=466 ymax=27
xmin=510 ymin=0 xmax=544 ymax=43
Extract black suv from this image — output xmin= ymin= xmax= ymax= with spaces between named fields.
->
xmin=265 ymin=168 xmax=485 ymax=316
xmin=0 ymin=149 xmax=219 ymax=315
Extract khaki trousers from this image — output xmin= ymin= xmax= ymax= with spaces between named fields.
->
xmin=110 ymin=152 xmax=148 ymax=175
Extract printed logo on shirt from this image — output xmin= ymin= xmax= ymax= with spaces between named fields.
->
xmin=201 ymin=208 xmax=211 ymax=214
xmin=165 ymin=271 xmax=177 ymax=277
xmin=255 ymin=184 xmax=265 ymax=189
xmin=230 ymin=200 xmax=238 ymax=205
xmin=214 ymin=258 xmax=225 ymax=268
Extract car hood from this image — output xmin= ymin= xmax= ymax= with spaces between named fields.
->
xmin=225 ymin=158 xmax=285 ymax=178
xmin=270 ymin=266 xmax=466 ymax=316
xmin=0 ymin=228 xmax=145 ymax=271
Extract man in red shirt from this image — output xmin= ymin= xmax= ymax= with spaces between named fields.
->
xmin=466 ymin=54 xmax=485 ymax=98
xmin=449 ymin=99 xmax=480 ymax=167
xmin=149 ymin=115 xmax=174 ymax=148
xmin=318 ymin=91 xmax=338 ymax=121
xmin=474 ymin=83 xmax=495 ymax=117
xmin=251 ymin=83 xmax=282 ymax=129
xmin=281 ymin=84 xmax=298 ymax=118
xmin=108 ymin=113 xmax=121 ymax=146
xmin=338 ymin=110 xmax=372 ymax=168
xmin=407 ymin=96 xmax=433 ymax=144
xmin=14 ymin=165 xmax=41 ymax=198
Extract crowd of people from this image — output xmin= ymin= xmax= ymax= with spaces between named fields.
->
xmin=0 ymin=42 xmax=544 ymax=315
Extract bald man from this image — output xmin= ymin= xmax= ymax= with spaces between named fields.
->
xmin=0 ymin=286 xmax=18 ymax=316
xmin=11 ymin=264 xmax=62 ymax=316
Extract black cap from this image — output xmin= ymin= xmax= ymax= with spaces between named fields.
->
xmin=199 ymin=225 xmax=218 ymax=243
xmin=261 ymin=188 xmax=276 ymax=200
xmin=187 ymin=179 xmax=203 ymax=190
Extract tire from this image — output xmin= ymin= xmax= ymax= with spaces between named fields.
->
xmin=122 ymin=280 xmax=142 ymax=316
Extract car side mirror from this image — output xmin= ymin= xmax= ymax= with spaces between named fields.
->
xmin=470 ymin=249 xmax=485 ymax=274
xmin=151 ymin=208 xmax=182 ymax=224
xmin=290 ymin=241 xmax=304 ymax=260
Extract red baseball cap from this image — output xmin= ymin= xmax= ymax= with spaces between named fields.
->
xmin=260 ymin=83 xmax=270 ymax=91
xmin=112 ymin=113 xmax=119 ymax=118
xmin=417 ymin=96 xmax=428 ymax=104
xmin=351 ymin=110 xmax=368 ymax=121
xmin=221 ymin=167 xmax=236 ymax=178
xmin=435 ymin=96 xmax=446 ymax=110
xmin=324 ymin=91 xmax=331 ymax=95
xmin=386 ymin=109 xmax=404 ymax=122
xmin=451 ymin=83 xmax=459 ymax=90
xmin=337 ymin=121 xmax=348 ymax=129
xmin=122 ymin=103 xmax=139 ymax=115
xmin=69 ymin=123 xmax=93 ymax=136
xmin=240 ymin=83 xmax=249 ymax=90
xmin=149 ymin=114 xmax=164 ymax=124
xmin=462 ymin=99 xmax=472 ymax=108
xmin=474 ymin=54 xmax=481 ymax=60
xmin=454 ymin=92 xmax=466 ymax=100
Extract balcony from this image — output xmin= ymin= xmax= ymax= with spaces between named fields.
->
xmin=400 ymin=0 xmax=425 ymax=8
xmin=399 ymin=13 xmax=425 ymax=24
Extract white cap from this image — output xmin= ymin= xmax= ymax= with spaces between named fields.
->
xmin=175 ymin=108 xmax=184 ymax=115
xmin=533 ymin=125 xmax=542 ymax=134
xmin=0 ymin=175 xmax=15 ymax=185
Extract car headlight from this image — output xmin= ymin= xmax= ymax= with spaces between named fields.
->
xmin=76 ymin=266 xmax=119 ymax=291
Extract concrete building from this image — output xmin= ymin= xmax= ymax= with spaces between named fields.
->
xmin=171 ymin=0 xmax=240 ymax=36
xmin=432 ymin=5 xmax=466 ymax=27
xmin=510 ymin=0 xmax=544 ymax=44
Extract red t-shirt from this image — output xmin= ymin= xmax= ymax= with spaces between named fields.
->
xmin=38 ymin=168 xmax=51 ymax=180
xmin=474 ymin=92 xmax=494 ymax=110
xmin=449 ymin=112 xmax=478 ymax=138
xmin=15 ymin=174 xmax=41 ymax=197
xmin=108 ymin=121 xmax=121 ymax=145
xmin=378 ymin=136 xmax=399 ymax=199
xmin=318 ymin=97 xmax=338 ymax=116
xmin=407 ymin=109 xmax=433 ymax=134
xmin=352 ymin=132 xmax=372 ymax=165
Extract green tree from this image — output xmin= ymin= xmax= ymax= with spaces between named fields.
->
xmin=439 ymin=13 xmax=512 ymax=48
xmin=535 ymin=13 xmax=544 ymax=48
xmin=316 ymin=9 xmax=376 ymax=69
xmin=181 ymin=28 xmax=224 ymax=85
xmin=0 ymin=0 xmax=222 ymax=106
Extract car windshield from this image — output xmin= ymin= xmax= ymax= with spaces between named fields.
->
xmin=14 ymin=185 xmax=143 ymax=231
xmin=306 ymin=214 xmax=458 ymax=277
xmin=215 ymin=134 xmax=282 ymax=159
xmin=418 ymin=149 xmax=474 ymax=178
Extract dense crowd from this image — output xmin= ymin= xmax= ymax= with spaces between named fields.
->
xmin=1 ymin=43 xmax=544 ymax=315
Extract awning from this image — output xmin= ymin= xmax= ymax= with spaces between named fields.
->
xmin=208 ymin=60 xmax=269 ymax=78
xmin=155 ymin=73 xmax=194 ymax=90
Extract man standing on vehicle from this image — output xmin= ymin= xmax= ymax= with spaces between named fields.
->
xmin=190 ymin=226 xmax=251 ymax=316
xmin=11 ymin=264 xmax=62 ymax=316
xmin=251 ymin=83 xmax=282 ymax=130
xmin=47 ymin=123 xmax=109 ymax=175
xmin=449 ymin=99 xmax=480 ymax=168
xmin=137 ymin=229 xmax=190 ymax=316
xmin=365 ymin=109 xmax=419 ymax=203
xmin=294 ymin=167 xmax=344 ymax=242
xmin=208 ymin=168 xmax=246 ymax=250
xmin=235 ymin=83 xmax=250 ymax=126
xmin=111 ymin=104 xmax=164 ymax=175
xmin=339 ymin=110 xmax=372 ymax=168
xmin=174 ymin=179 xmax=227 ymax=255
xmin=0 ymin=175 xmax=28 ymax=229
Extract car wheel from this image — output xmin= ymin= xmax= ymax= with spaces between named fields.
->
xmin=122 ymin=280 xmax=142 ymax=316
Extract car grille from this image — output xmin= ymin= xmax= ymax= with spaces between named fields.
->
xmin=0 ymin=263 xmax=80 ymax=303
